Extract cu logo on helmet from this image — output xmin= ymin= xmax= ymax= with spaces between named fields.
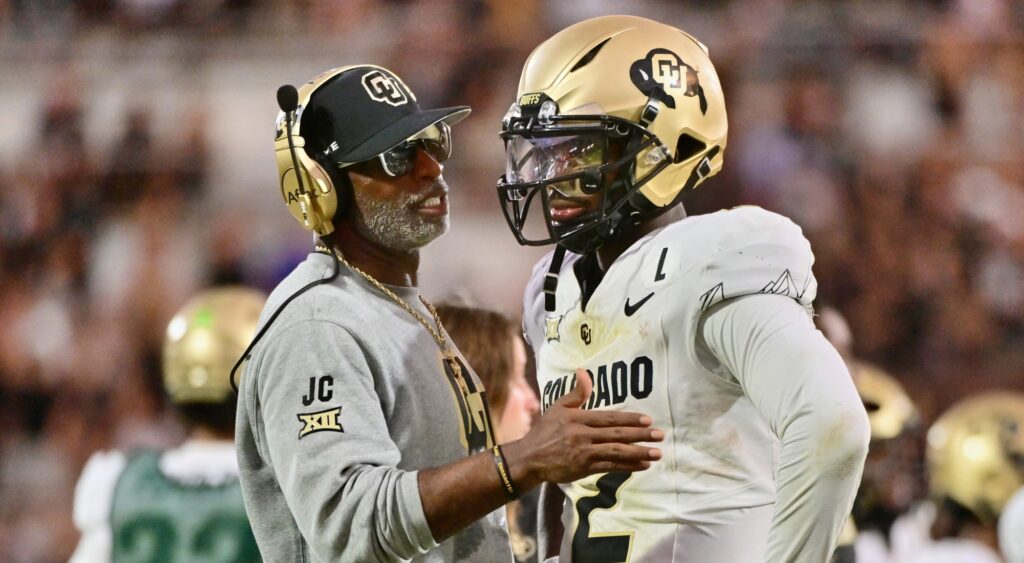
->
xmin=630 ymin=48 xmax=708 ymax=115
xmin=652 ymin=54 xmax=682 ymax=89
xmin=362 ymin=70 xmax=409 ymax=106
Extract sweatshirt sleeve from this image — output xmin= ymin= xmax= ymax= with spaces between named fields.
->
xmin=698 ymin=294 xmax=869 ymax=563
xmin=251 ymin=319 xmax=439 ymax=562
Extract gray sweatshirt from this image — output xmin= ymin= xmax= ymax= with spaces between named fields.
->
xmin=236 ymin=252 xmax=512 ymax=562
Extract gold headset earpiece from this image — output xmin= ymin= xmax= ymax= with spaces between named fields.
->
xmin=275 ymin=66 xmax=367 ymax=237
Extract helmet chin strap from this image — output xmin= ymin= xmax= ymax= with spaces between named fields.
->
xmin=543 ymin=245 xmax=567 ymax=313
xmin=553 ymin=207 xmax=624 ymax=255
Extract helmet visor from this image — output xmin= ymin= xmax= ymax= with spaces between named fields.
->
xmin=496 ymin=112 xmax=671 ymax=253
xmin=506 ymin=132 xmax=606 ymax=185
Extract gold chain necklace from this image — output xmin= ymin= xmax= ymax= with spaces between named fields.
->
xmin=316 ymin=245 xmax=467 ymax=390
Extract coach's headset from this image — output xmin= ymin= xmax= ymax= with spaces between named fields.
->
xmin=274 ymin=66 xmax=363 ymax=237
xmin=229 ymin=67 xmax=356 ymax=391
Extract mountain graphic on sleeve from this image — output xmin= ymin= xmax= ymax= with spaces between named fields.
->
xmin=699 ymin=282 xmax=725 ymax=313
xmin=759 ymin=269 xmax=798 ymax=297
xmin=759 ymin=269 xmax=812 ymax=300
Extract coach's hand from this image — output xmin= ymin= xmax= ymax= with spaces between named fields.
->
xmin=502 ymin=368 xmax=662 ymax=489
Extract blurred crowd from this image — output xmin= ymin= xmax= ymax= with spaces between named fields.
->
xmin=0 ymin=0 xmax=1022 ymax=560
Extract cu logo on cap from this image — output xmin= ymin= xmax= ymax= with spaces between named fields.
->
xmin=362 ymin=70 xmax=409 ymax=106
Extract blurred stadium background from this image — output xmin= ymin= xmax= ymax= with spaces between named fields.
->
xmin=0 ymin=0 xmax=1022 ymax=560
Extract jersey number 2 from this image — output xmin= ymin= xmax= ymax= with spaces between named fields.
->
xmin=572 ymin=471 xmax=633 ymax=563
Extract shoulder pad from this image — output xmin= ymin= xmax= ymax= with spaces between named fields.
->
xmin=695 ymin=207 xmax=817 ymax=313
xmin=73 ymin=450 xmax=126 ymax=529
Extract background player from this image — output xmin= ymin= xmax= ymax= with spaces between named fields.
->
xmin=820 ymin=306 xmax=925 ymax=563
xmin=70 ymin=287 xmax=264 ymax=562
xmin=846 ymin=362 xmax=924 ymax=563
xmin=910 ymin=392 xmax=1024 ymax=563
xmin=498 ymin=15 xmax=869 ymax=563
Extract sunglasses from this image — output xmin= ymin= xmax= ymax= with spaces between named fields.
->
xmin=371 ymin=122 xmax=452 ymax=177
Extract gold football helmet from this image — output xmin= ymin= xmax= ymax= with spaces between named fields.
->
xmin=163 ymin=287 xmax=266 ymax=404
xmin=497 ymin=15 xmax=727 ymax=254
xmin=927 ymin=392 xmax=1024 ymax=523
xmin=850 ymin=361 xmax=918 ymax=442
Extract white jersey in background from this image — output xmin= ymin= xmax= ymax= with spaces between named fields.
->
xmin=906 ymin=540 xmax=1003 ymax=563
xmin=1002 ymin=487 xmax=1024 ymax=563
xmin=523 ymin=207 xmax=868 ymax=563
xmin=861 ymin=500 xmax=1006 ymax=563
xmin=855 ymin=502 xmax=935 ymax=563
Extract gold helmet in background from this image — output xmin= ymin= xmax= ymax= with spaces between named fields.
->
xmin=497 ymin=15 xmax=727 ymax=254
xmin=927 ymin=392 xmax=1024 ymax=523
xmin=163 ymin=287 xmax=266 ymax=404
xmin=850 ymin=361 xmax=918 ymax=442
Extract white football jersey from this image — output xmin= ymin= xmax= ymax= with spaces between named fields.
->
xmin=858 ymin=501 xmax=1004 ymax=563
xmin=1001 ymin=487 xmax=1024 ymax=563
xmin=523 ymin=206 xmax=817 ymax=563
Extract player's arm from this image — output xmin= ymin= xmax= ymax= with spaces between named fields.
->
xmin=698 ymin=294 xmax=869 ymax=563
xmin=69 ymin=450 xmax=126 ymax=563
xmin=253 ymin=322 xmax=660 ymax=561
xmin=829 ymin=518 xmax=858 ymax=563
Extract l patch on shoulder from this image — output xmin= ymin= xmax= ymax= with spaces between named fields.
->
xmin=297 ymin=406 xmax=343 ymax=439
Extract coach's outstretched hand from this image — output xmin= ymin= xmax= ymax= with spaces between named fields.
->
xmin=418 ymin=368 xmax=662 ymax=542
xmin=502 ymin=368 xmax=662 ymax=489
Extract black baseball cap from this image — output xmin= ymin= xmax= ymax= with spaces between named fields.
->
xmin=300 ymin=66 xmax=470 ymax=166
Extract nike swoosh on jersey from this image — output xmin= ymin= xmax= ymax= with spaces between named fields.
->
xmin=624 ymin=292 xmax=655 ymax=316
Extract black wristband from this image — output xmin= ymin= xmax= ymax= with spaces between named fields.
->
xmin=491 ymin=445 xmax=519 ymax=500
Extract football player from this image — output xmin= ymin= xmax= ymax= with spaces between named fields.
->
xmin=910 ymin=392 xmax=1024 ymax=563
xmin=497 ymin=15 xmax=870 ymax=563
xmin=847 ymin=361 xmax=923 ymax=563
xmin=70 ymin=287 xmax=265 ymax=562
xmin=819 ymin=307 xmax=925 ymax=563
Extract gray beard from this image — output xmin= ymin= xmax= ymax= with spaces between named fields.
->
xmin=350 ymin=186 xmax=449 ymax=252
